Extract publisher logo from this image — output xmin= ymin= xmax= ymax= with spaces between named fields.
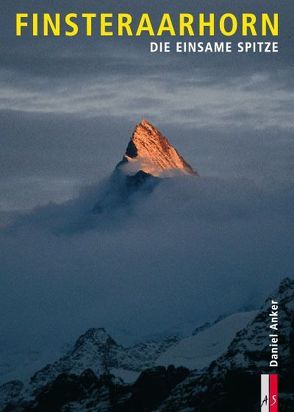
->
xmin=261 ymin=374 xmax=278 ymax=411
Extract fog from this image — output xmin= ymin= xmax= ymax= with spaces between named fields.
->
xmin=0 ymin=172 xmax=293 ymax=382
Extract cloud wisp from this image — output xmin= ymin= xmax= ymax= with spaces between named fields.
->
xmin=2 ymin=68 xmax=294 ymax=132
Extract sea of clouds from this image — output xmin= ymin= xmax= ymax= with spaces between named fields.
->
xmin=0 ymin=174 xmax=293 ymax=382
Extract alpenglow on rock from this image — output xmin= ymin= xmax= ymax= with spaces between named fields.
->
xmin=117 ymin=119 xmax=198 ymax=177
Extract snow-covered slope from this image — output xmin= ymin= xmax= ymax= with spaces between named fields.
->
xmin=157 ymin=277 xmax=294 ymax=412
xmin=156 ymin=311 xmax=257 ymax=370
xmin=28 ymin=329 xmax=179 ymax=390
xmin=0 ymin=329 xmax=179 ymax=409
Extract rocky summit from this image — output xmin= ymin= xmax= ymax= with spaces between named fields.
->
xmin=117 ymin=119 xmax=198 ymax=177
xmin=93 ymin=120 xmax=197 ymax=214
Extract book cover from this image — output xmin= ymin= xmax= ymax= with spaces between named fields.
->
xmin=0 ymin=1 xmax=293 ymax=411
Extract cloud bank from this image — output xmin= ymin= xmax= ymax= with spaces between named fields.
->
xmin=0 ymin=174 xmax=293 ymax=382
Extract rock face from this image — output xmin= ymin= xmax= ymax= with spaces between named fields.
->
xmin=117 ymin=119 xmax=197 ymax=177
xmin=15 ymin=366 xmax=189 ymax=412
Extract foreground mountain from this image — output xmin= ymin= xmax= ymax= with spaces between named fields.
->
xmin=28 ymin=330 xmax=179 ymax=387
xmin=1 ymin=277 xmax=292 ymax=411
xmin=13 ymin=366 xmax=190 ymax=412
xmin=157 ymin=277 xmax=294 ymax=412
xmin=0 ymin=331 xmax=179 ymax=410
xmin=0 ymin=310 xmax=256 ymax=410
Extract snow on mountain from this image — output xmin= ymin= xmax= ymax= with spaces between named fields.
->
xmin=0 ymin=310 xmax=258 ymax=410
xmin=157 ymin=277 xmax=294 ymax=412
xmin=3 ymin=277 xmax=292 ymax=411
xmin=156 ymin=311 xmax=257 ymax=370
xmin=28 ymin=329 xmax=179 ymax=389
xmin=116 ymin=119 xmax=197 ymax=177
xmin=0 ymin=329 xmax=179 ymax=409
xmin=1 ymin=276 xmax=292 ymax=411
xmin=0 ymin=345 xmax=63 ymax=388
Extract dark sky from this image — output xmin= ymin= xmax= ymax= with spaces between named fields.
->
xmin=1 ymin=0 xmax=294 ymax=221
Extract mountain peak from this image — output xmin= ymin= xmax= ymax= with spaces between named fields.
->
xmin=119 ymin=119 xmax=198 ymax=177
xmin=73 ymin=328 xmax=117 ymax=350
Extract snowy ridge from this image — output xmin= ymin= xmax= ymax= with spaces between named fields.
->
xmin=157 ymin=277 xmax=294 ymax=411
xmin=156 ymin=311 xmax=257 ymax=370
xmin=29 ymin=329 xmax=179 ymax=390
xmin=0 ymin=329 xmax=179 ymax=409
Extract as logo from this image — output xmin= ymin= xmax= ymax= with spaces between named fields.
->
xmin=261 ymin=374 xmax=278 ymax=411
